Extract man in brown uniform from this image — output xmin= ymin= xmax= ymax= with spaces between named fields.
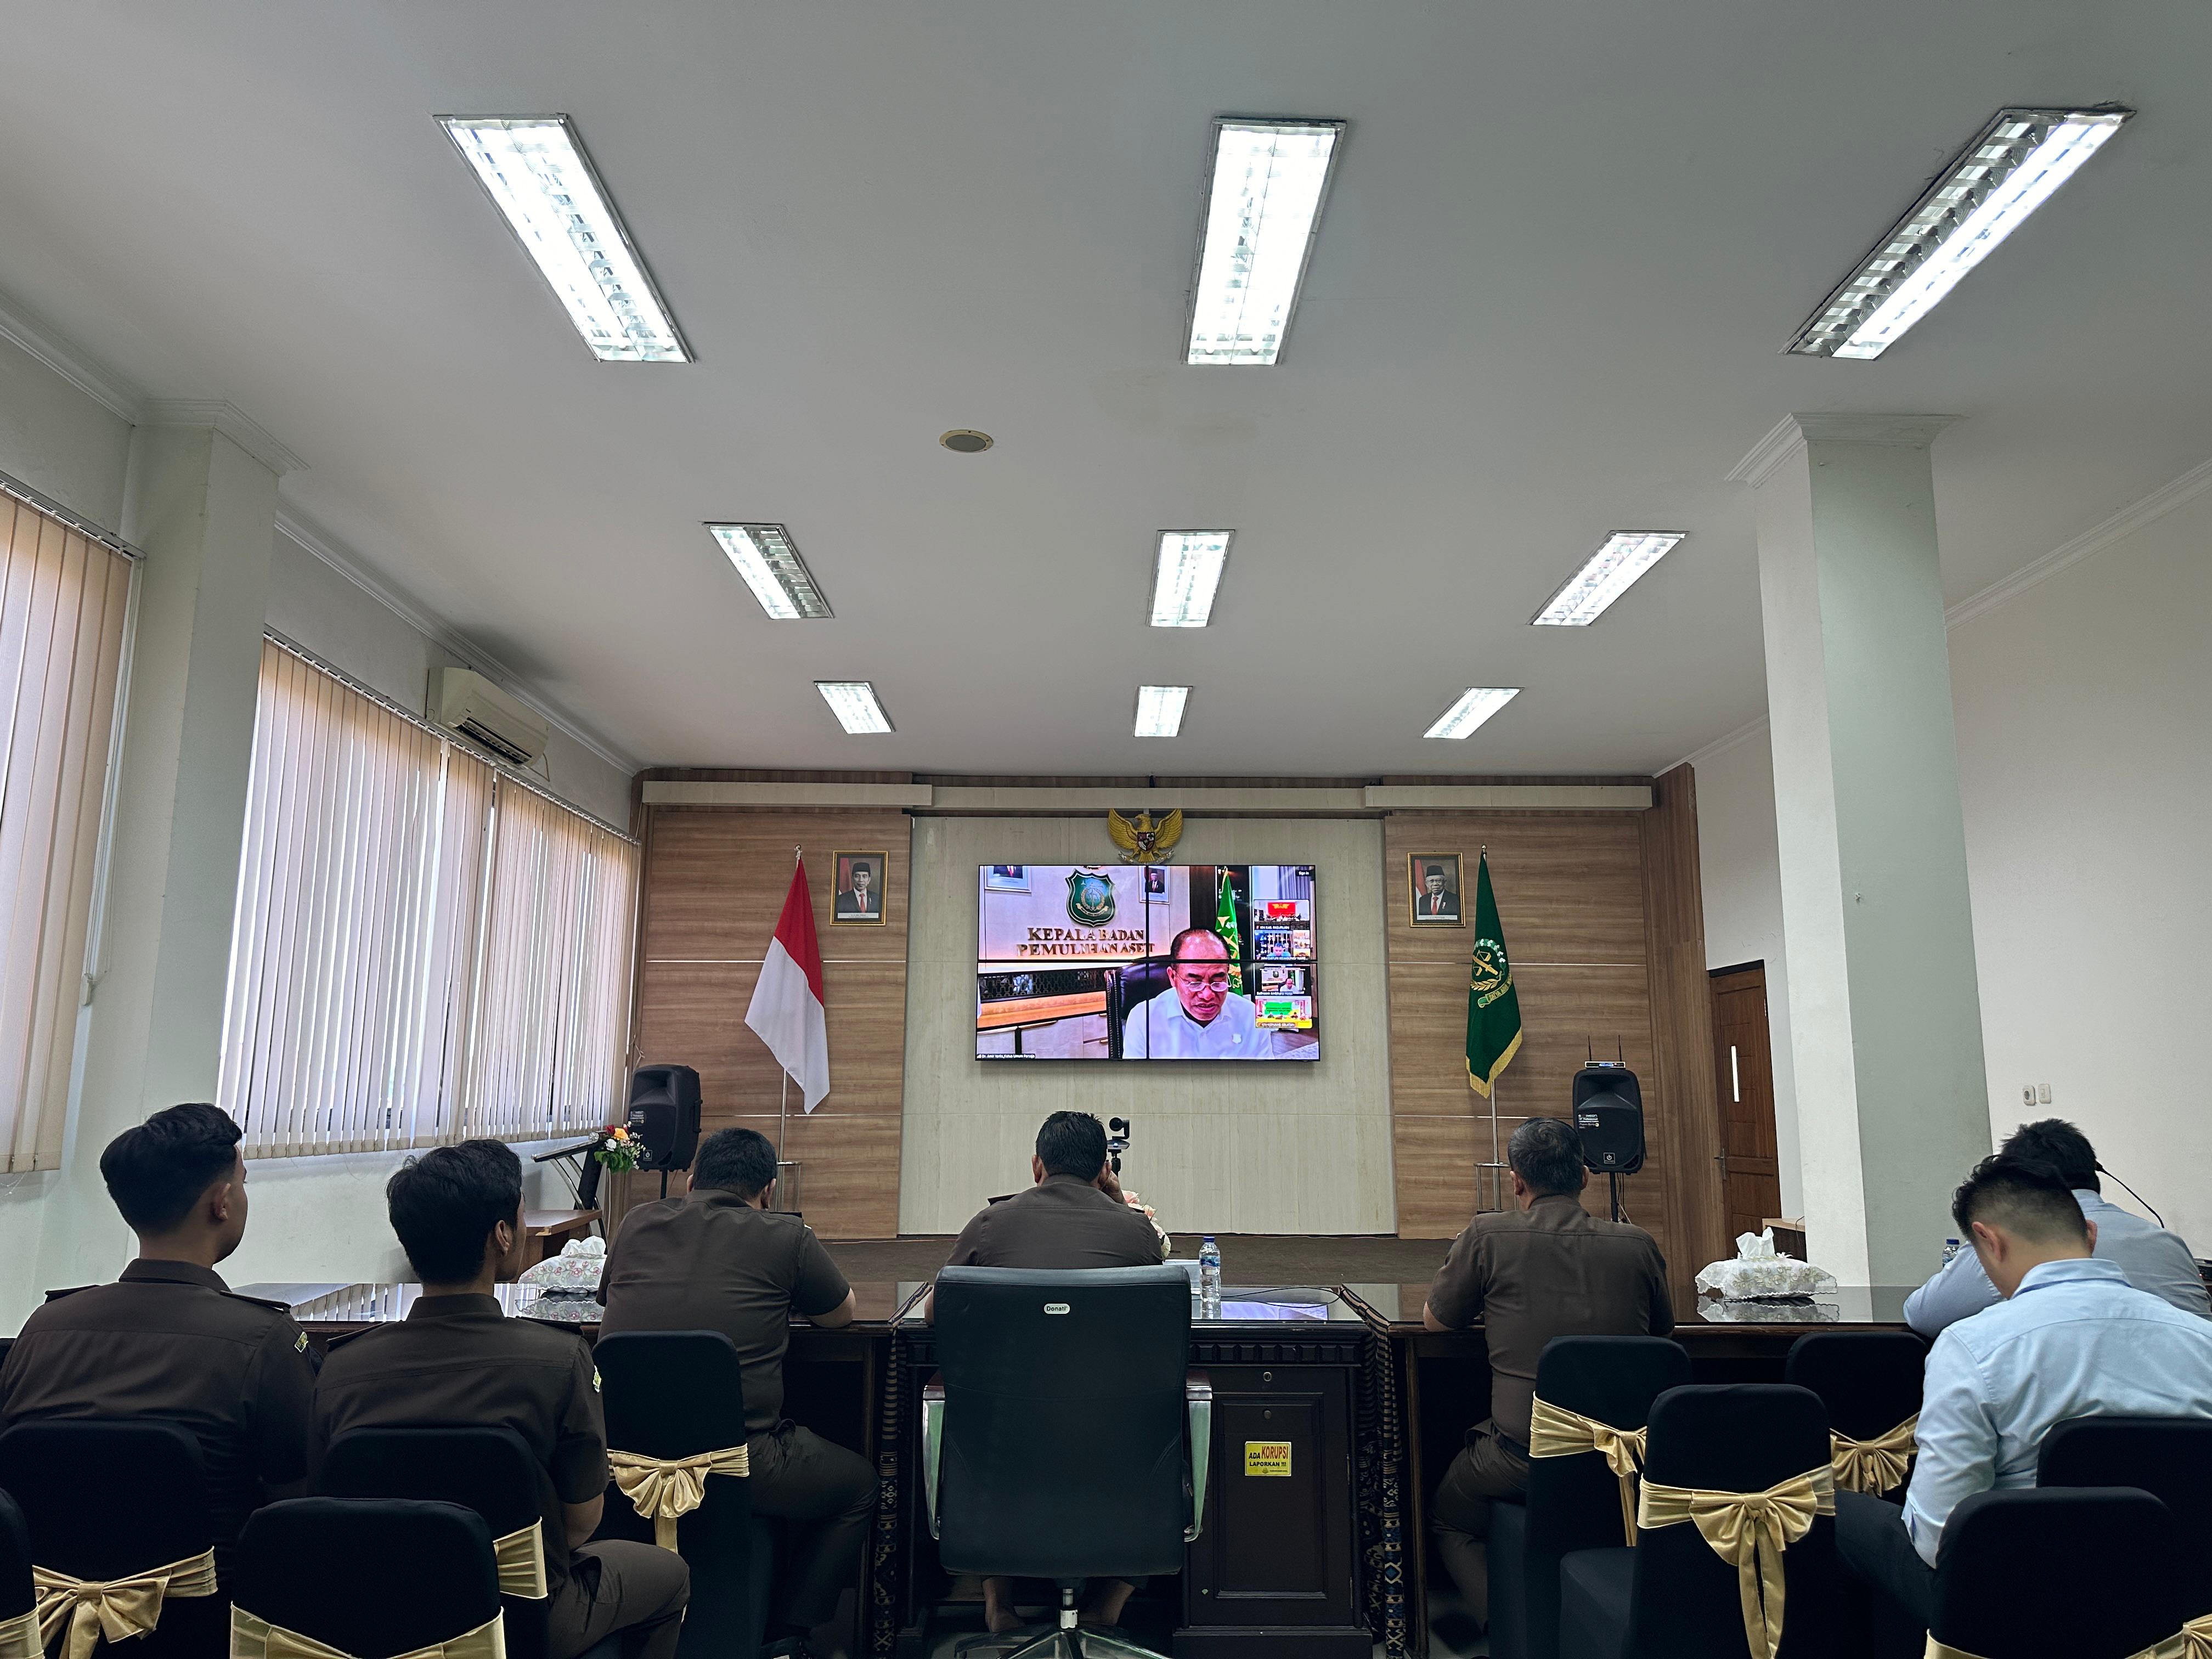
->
xmin=932 ymin=1111 xmax=1167 ymax=1633
xmin=1423 ymin=1116 xmax=1673 ymax=1633
xmin=0 ymin=1102 xmax=315 ymax=1578
xmin=596 ymin=1127 xmax=873 ymax=1656
xmin=313 ymin=1141 xmax=687 ymax=1659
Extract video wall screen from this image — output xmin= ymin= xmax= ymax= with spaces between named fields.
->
xmin=975 ymin=864 xmax=1319 ymax=1062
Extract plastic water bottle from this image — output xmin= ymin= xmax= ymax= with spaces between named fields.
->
xmin=1199 ymin=1235 xmax=1222 ymax=1313
xmin=1942 ymin=1238 xmax=1961 ymax=1268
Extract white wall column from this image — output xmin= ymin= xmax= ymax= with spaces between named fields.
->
xmin=1733 ymin=415 xmax=1989 ymax=1285
xmin=36 ymin=409 xmax=288 ymax=1287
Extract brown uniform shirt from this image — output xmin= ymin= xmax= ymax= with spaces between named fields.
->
xmin=595 ymin=1189 xmax=850 ymax=1436
xmin=0 ymin=1260 xmax=316 ymax=1565
xmin=945 ymin=1174 xmax=1167 ymax=1271
xmin=311 ymin=1295 xmax=604 ymax=1593
xmin=1425 ymin=1193 xmax=1674 ymax=1446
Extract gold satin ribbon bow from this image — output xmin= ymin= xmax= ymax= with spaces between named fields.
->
xmin=1527 ymin=1396 xmax=1650 ymax=1547
xmin=608 ymin=1444 xmax=751 ymax=1551
xmin=230 ymin=1603 xmax=507 ymax=1659
xmin=33 ymin=1548 xmax=218 ymax=1659
xmin=1637 ymin=1465 xmax=1835 ymax=1659
xmin=0 ymin=1606 xmax=40 ymax=1659
xmin=1830 ymin=1414 xmax=1918 ymax=1496
xmin=490 ymin=1523 xmax=546 ymax=1600
xmin=1927 ymin=1615 xmax=2212 ymax=1659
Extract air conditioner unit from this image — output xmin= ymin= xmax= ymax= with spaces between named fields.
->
xmin=427 ymin=667 xmax=549 ymax=768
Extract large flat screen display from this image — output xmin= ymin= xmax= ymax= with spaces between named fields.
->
xmin=975 ymin=864 xmax=1318 ymax=1061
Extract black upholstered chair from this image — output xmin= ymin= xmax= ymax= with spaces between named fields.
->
xmin=1104 ymin=961 xmax=1175 ymax=1060
xmin=1488 ymin=1336 xmax=1691 ymax=1659
xmin=2039 ymin=1416 xmax=2212 ymax=1617
xmin=233 ymin=1498 xmax=500 ymax=1658
xmin=1927 ymin=1488 xmax=2185 ymax=1658
xmin=0 ymin=1489 xmax=37 ymax=1632
xmin=924 ymin=1265 xmax=1210 ymax=1658
xmin=1784 ymin=1332 xmax=1926 ymax=1499
xmin=592 ymin=1331 xmax=773 ymax=1659
xmin=321 ymin=1426 xmax=560 ymax=1659
xmin=1559 ymin=1384 xmax=1844 ymax=1659
xmin=0 ymin=1419 xmax=225 ymax=1659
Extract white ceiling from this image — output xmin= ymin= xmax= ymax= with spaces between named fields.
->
xmin=0 ymin=1 xmax=2205 ymax=775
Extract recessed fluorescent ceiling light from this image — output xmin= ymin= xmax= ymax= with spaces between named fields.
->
xmin=707 ymin=523 xmax=832 ymax=620
xmin=816 ymin=682 xmax=893 ymax=734
xmin=1135 ymin=685 xmax=1190 ymax=738
xmin=1533 ymin=532 xmax=1686 ymax=627
xmin=1150 ymin=531 xmax=1234 ymax=627
xmin=1186 ymin=119 xmax=1345 ymax=365
xmin=1787 ymin=106 xmax=2131 ymax=360
xmin=439 ymin=114 xmax=691 ymax=363
xmin=1425 ymin=687 xmax=1520 ymax=741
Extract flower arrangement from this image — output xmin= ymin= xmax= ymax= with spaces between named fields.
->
xmin=590 ymin=1124 xmax=642 ymax=1173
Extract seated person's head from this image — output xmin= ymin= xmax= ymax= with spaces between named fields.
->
xmin=691 ymin=1127 xmax=779 ymax=1206
xmin=1031 ymin=1110 xmax=1108 ymax=1187
xmin=1506 ymin=1116 xmax=1588 ymax=1204
xmin=99 ymin=1102 xmax=249 ymax=1260
xmin=1952 ymin=1152 xmax=2093 ymax=1296
xmin=1999 ymin=1118 xmax=2098 ymax=1192
xmin=387 ymin=1139 xmax=525 ymax=1289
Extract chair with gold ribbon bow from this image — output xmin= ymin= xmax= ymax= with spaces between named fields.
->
xmin=594 ymin=1333 xmax=774 ymax=1659
xmin=322 ymin=1428 xmax=555 ymax=1659
xmin=1785 ymin=1331 xmax=1928 ymax=1498
xmin=1558 ymin=1385 xmax=1843 ymax=1659
xmin=0 ymin=1491 xmax=46 ymax=1659
xmin=1925 ymin=1487 xmax=2190 ymax=1659
xmin=231 ymin=1498 xmax=507 ymax=1659
xmin=0 ymin=1420 xmax=227 ymax=1659
xmin=1496 ymin=1336 xmax=1689 ymax=1659
xmin=2038 ymin=1415 xmax=2212 ymax=1638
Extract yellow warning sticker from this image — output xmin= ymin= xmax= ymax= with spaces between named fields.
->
xmin=1243 ymin=1441 xmax=1293 ymax=1477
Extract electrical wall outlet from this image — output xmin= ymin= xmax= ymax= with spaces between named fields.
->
xmin=2022 ymin=1085 xmax=2036 ymax=1107
xmin=2037 ymin=1083 xmax=2052 ymax=1104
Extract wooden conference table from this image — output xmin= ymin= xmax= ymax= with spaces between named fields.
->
xmin=253 ymin=1279 xmax=1911 ymax=1659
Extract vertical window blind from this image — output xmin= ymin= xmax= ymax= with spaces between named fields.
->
xmin=0 ymin=493 xmax=134 ymax=1173
xmin=219 ymin=639 xmax=638 ymax=1156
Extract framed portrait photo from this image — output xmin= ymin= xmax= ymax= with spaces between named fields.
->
xmin=832 ymin=850 xmax=889 ymax=924
xmin=1408 ymin=852 xmax=1464 ymax=927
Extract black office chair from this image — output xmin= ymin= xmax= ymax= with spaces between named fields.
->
xmin=1559 ymin=1384 xmax=1844 ymax=1659
xmin=1784 ymin=1332 xmax=1926 ymax=1498
xmin=1928 ymin=1488 xmax=2185 ymax=1658
xmin=594 ymin=1331 xmax=774 ymax=1659
xmin=1104 ymin=961 xmax=1173 ymax=1060
xmin=321 ymin=1426 xmax=561 ymax=1659
xmin=0 ymin=1419 xmax=225 ymax=1659
xmin=232 ymin=1498 xmax=501 ymax=1658
xmin=0 ymin=1489 xmax=37 ymax=1644
xmin=924 ymin=1265 xmax=1210 ymax=1659
xmin=1489 ymin=1336 xmax=1691 ymax=1659
xmin=2039 ymin=1417 xmax=2212 ymax=1616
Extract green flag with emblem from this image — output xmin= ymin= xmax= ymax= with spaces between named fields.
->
xmin=1214 ymin=868 xmax=1244 ymax=995
xmin=1465 ymin=852 xmax=1522 ymax=1096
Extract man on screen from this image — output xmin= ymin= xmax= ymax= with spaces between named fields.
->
xmin=1120 ymin=927 xmax=1305 ymax=1059
xmin=1416 ymin=863 xmax=1460 ymax=921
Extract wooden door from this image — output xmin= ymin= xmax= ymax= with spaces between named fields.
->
xmin=1709 ymin=963 xmax=1782 ymax=1242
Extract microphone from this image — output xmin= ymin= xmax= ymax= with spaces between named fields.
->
xmin=2096 ymin=1161 xmax=2164 ymax=1228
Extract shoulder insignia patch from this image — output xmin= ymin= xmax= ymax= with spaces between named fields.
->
xmin=295 ymin=1331 xmax=310 ymax=1353
xmin=592 ymin=1368 xmax=602 ymax=1394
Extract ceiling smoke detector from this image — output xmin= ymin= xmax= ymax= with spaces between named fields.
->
xmin=939 ymin=429 xmax=994 ymax=454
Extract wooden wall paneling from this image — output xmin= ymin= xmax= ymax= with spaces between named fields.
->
xmin=633 ymin=808 xmax=911 ymax=1239
xmin=1640 ymin=765 xmax=1728 ymax=1305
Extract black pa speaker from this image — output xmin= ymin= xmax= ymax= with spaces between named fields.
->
xmin=1572 ymin=1062 xmax=1645 ymax=1175
xmin=625 ymin=1064 xmax=701 ymax=1172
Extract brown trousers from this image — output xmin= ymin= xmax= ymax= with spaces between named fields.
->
xmin=1429 ymin=1424 xmax=1532 ymax=1625
xmin=548 ymin=1539 xmax=691 ymax=1659
xmin=748 ymin=1422 xmax=881 ymax=1630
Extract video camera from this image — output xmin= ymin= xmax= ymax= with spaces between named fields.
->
xmin=1107 ymin=1116 xmax=1133 ymax=1176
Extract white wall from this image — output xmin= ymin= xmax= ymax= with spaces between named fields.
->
xmin=900 ymin=816 xmax=1396 ymax=1236
xmin=0 ymin=334 xmax=131 ymax=529
xmin=1951 ymin=482 xmax=2212 ymax=1248
xmin=1692 ymin=726 xmax=1803 ymax=1218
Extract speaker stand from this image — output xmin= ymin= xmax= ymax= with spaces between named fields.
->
xmin=1609 ymin=1172 xmax=1623 ymax=1223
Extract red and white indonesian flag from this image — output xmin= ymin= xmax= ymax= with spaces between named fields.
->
xmin=744 ymin=862 xmax=830 ymax=1111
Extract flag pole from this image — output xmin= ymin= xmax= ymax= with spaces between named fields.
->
xmin=778 ymin=845 xmax=797 ymax=1211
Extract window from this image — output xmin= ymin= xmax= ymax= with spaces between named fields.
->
xmin=0 ymin=490 xmax=134 ymax=1172
xmin=219 ymin=639 xmax=638 ymax=1156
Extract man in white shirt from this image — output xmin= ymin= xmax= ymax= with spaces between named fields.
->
xmin=1119 ymin=928 xmax=1312 ymax=1060
xmin=1904 ymin=1118 xmax=2209 ymax=1336
xmin=1837 ymin=1154 xmax=2212 ymax=1635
